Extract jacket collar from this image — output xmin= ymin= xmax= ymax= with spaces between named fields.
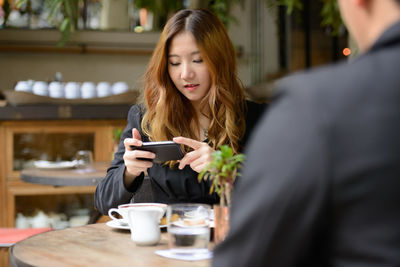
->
xmin=369 ymin=20 xmax=400 ymax=52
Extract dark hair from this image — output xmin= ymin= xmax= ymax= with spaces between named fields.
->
xmin=142 ymin=9 xmax=246 ymax=155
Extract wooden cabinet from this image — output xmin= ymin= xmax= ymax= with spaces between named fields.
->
xmin=0 ymin=119 xmax=126 ymax=227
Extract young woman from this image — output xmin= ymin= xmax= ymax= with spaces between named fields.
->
xmin=95 ymin=9 xmax=266 ymax=214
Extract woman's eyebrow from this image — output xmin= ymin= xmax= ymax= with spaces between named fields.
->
xmin=168 ymin=51 xmax=200 ymax=58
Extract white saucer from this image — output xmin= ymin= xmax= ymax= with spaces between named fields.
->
xmin=155 ymin=249 xmax=213 ymax=261
xmin=106 ymin=220 xmax=130 ymax=230
xmin=106 ymin=220 xmax=167 ymax=230
xmin=34 ymin=160 xmax=76 ymax=170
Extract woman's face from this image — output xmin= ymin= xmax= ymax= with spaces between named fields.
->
xmin=168 ymin=31 xmax=212 ymax=108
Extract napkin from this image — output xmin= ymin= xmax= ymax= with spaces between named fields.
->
xmin=0 ymin=227 xmax=52 ymax=247
xmin=155 ymin=249 xmax=213 ymax=261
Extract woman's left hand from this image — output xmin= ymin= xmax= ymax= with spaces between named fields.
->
xmin=173 ymin=136 xmax=214 ymax=173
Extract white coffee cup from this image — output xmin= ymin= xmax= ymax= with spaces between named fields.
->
xmin=96 ymin=82 xmax=111 ymax=97
xmin=32 ymin=81 xmax=49 ymax=96
xmin=80 ymin=82 xmax=96 ymax=99
xmin=64 ymin=82 xmax=80 ymax=99
xmin=48 ymin=81 xmax=64 ymax=98
xmin=108 ymin=203 xmax=167 ymax=226
xmin=126 ymin=206 xmax=165 ymax=246
xmin=111 ymin=81 xmax=129 ymax=95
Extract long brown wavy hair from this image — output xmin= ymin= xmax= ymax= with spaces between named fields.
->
xmin=141 ymin=9 xmax=246 ymax=156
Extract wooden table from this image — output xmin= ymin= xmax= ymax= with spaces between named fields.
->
xmin=20 ymin=161 xmax=109 ymax=186
xmin=10 ymin=223 xmax=212 ymax=267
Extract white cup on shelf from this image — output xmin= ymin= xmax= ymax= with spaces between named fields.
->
xmin=111 ymin=82 xmax=129 ymax=95
xmin=15 ymin=213 xmax=30 ymax=229
xmin=48 ymin=81 xmax=64 ymax=98
xmin=96 ymin=82 xmax=111 ymax=97
xmin=30 ymin=211 xmax=50 ymax=228
xmin=64 ymin=82 xmax=80 ymax=99
xmin=80 ymin=82 xmax=97 ymax=99
xmin=32 ymin=81 xmax=49 ymax=96
xmin=15 ymin=80 xmax=33 ymax=93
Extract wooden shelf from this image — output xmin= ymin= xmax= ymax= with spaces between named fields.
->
xmin=0 ymin=118 xmax=125 ymax=228
xmin=0 ymin=29 xmax=159 ymax=55
xmin=0 ymin=43 xmax=154 ymax=55
xmin=7 ymin=180 xmax=96 ymax=196
xmin=0 ymin=105 xmax=131 ymax=121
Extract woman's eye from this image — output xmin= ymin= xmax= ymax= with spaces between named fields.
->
xmin=169 ymin=62 xmax=180 ymax=66
xmin=193 ymin=59 xmax=203 ymax=63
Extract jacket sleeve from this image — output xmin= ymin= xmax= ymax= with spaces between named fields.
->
xmin=94 ymin=105 xmax=146 ymax=215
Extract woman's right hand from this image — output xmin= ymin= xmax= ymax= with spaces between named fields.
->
xmin=123 ymin=128 xmax=155 ymax=179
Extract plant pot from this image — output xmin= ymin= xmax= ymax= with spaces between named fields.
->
xmin=100 ymin=0 xmax=129 ymax=30
xmin=213 ymin=205 xmax=230 ymax=245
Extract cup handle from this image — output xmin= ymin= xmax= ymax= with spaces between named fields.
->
xmin=108 ymin=208 xmax=121 ymax=221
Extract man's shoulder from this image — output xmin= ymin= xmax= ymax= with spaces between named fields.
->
xmin=268 ymin=60 xmax=373 ymax=127
xmin=274 ymin=59 xmax=371 ymax=111
xmin=277 ymin=61 xmax=350 ymax=95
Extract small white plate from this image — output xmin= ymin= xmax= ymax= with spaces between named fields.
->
xmin=106 ymin=220 xmax=167 ymax=230
xmin=155 ymin=249 xmax=213 ymax=261
xmin=34 ymin=160 xmax=76 ymax=170
xmin=106 ymin=220 xmax=130 ymax=230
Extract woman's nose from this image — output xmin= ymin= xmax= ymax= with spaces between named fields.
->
xmin=181 ymin=63 xmax=194 ymax=80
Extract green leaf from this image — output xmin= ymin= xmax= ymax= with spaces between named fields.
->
xmin=16 ymin=0 xmax=28 ymax=9
xmin=320 ymin=0 xmax=343 ymax=35
xmin=59 ymin=18 xmax=70 ymax=32
xmin=197 ymin=144 xmax=246 ymax=206
xmin=264 ymin=0 xmax=343 ymax=36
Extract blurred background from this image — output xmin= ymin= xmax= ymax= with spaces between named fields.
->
xmin=0 ymin=0 xmax=351 ymax=102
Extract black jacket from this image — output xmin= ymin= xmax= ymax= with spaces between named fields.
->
xmin=213 ymin=21 xmax=400 ymax=267
xmin=95 ymin=100 xmax=266 ymax=214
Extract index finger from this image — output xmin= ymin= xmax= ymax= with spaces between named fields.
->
xmin=173 ymin=136 xmax=202 ymax=150
xmin=132 ymin=128 xmax=142 ymax=142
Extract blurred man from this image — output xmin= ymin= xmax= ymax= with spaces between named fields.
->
xmin=213 ymin=0 xmax=400 ymax=266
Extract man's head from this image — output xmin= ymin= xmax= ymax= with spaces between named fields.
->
xmin=337 ymin=0 xmax=400 ymax=52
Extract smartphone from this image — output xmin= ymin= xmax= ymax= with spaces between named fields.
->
xmin=130 ymin=141 xmax=184 ymax=163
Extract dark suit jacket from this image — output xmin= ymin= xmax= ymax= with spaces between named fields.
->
xmin=213 ymin=21 xmax=400 ymax=267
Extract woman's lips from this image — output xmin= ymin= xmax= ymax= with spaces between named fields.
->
xmin=184 ymin=84 xmax=199 ymax=91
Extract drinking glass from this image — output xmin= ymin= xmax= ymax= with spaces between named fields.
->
xmin=167 ymin=203 xmax=211 ymax=256
xmin=75 ymin=150 xmax=93 ymax=169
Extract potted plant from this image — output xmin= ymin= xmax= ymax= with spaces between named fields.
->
xmin=16 ymin=0 xmax=79 ymax=46
xmin=198 ymin=145 xmax=245 ymax=244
